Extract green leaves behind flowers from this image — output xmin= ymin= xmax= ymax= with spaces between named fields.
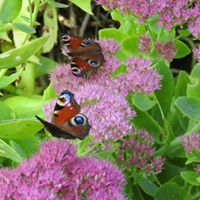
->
xmin=154 ymin=182 xmax=189 ymax=200
xmin=0 ymin=0 xmax=22 ymax=23
xmin=180 ymin=171 xmax=200 ymax=186
xmin=4 ymin=96 xmax=43 ymax=118
xmin=174 ymin=39 xmax=191 ymax=59
xmin=70 ymin=0 xmax=92 ymax=15
xmin=187 ymin=65 xmax=200 ymax=98
xmin=0 ymin=35 xmax=49 ymax=68
xmin=0 ymin=138 xmax=22 ymax=163
xmin=175 ymin=96 xmax=200 ymax=121
xmin=0 ymin=69 xmax=22 ymax=89
xmin=0 ymin=119 xmax=42 ymax=140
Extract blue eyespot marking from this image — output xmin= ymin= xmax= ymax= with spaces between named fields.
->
xmin=81 ymin=40 xmax=92 ymax=46
xmin=74 ymin=116 xmax=84 ymax=125
xmin=60 ymin=90 xmax=73 ymax=104
xmin=88 ymin=59 xmax=99 ymax=67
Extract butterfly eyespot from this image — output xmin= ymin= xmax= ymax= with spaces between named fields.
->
xmin=88 ymin=59 xmax=100 ymax=67
xmin=81 ymin=40 xmax=92 ymax=46
xmin=70 ymin=114 xmax=87 ymax=126
xmin=57 ymin=92 xmax=71 ymax=106
xmin=71 ymin=67 xmax=82 ymax=77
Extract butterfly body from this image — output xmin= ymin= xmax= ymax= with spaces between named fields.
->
xmin=62 ymin=35 xmax=104 ymax=78
xmin=36 ymin=90 xmax=90 ymax=140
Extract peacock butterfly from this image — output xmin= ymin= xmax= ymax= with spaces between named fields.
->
xmin=36 ymin=90 xmax=91 ymax=140
xmin=61 ymin=35 xmax=104 ymax=78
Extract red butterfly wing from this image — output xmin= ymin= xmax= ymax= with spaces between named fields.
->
xmin=52 ymin=91 xmax=80 ymax=125
xmin=62 ymin=35 xmax=104 ymax=77
xmin=36 ymin=90 xmax=90 ymax=140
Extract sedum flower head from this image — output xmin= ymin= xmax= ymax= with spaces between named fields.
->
xmin=44 ymin=83 xmax=136 ymax=142
xmin=96 ymin=0 xmax=200 ymax=36
xmin=75 ymin=83 xmax=136 ymax=142
xmin=193 ymin=45 xmax=200 ymax=64
xmin=155 ymin=41 xmax=176 ymax=62
xmin=0 ymin=140 xmax=126 ymax=199
xmin=117 ymin=130 xmax=165 ymax=175
xmin=195 ymin=164 xmax=200 ymax=173
xmin=95 ymin=0 xmax=157 ymax=21
xmin=187 ymin=2 xmax=200 ymax=36
xmin=114 ymin=57 xmax=161 ymax=96
xmin=181 ymin=133 xmax=200 ymax=152
xmin=139 ymin=35 xmax=151 ymax=53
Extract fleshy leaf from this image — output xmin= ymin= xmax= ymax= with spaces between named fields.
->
xmin=0 ymin=35 xmax=49 ymax=68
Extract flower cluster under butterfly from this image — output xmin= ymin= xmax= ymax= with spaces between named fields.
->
xmin=36 ymin=90 xmax=91 ymax=140
xmin=61 ymin=35 xmax=104 ymax=78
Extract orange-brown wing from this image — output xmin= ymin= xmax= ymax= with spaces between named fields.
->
xmin=52 ymin=90 xmax=80 ymax=125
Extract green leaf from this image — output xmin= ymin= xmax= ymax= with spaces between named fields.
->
xmin=130 ymin=107 xmax=164 ymax=141
xmin=42 ymin=84 xmax=57 ymax=101
xmin=121 ymin=36 xmax=139 ymax=55
xmin=12 ymin=22 xmax=36 ymax=34
xmin=0 ymin=0 xmax=22 ymax=22
xmin=42 ymin=5 xmax=58 ymax=53
xmin=13 ymin=136 xmax=40 ymax=158
xmin=35 ymin=56 xmax=57 ymax=78
xmin=4 ymin=96 xmax=43 ymax=118
xmin=99 ymin=28 xmax=125 ymax=42
xmin=165 ymin=138 xmax=185 ymax=158
xmin=175 ymin=71 xmax=189 ymax=98
xmin=0 ymin=35 xmax=49 ymax=68
xmin=174 ymin=39 xmax=191 ymax=59
xmin=178 ymin=29 xmax=191 ymax=37
xmin=185 ymin=147 xmax=200 ymax=164
xmin=0 ymin=31 xmax=12 ymax=42
xmin=111 ymin=10 xmax=124 ymax=25
xmin=111 ymin=64 xmax=127 ymax=77
xmin=0 ymin=69 xmax=22 ymax=89
xmin=47 ymin=0 xmax=68 ymax=8
xmin=131 ymin=93 xmax=156 ymax=111
xmin=180 ymin=171 xmax=200 ymax=186
xmin=175 ymin=96 xmax=200 ymax=120
xmin=70 ymin=0 xmax=92 ymax=15
xmin=10 ymin=140 xmax=26 ymax=158
xmin=139 ymin=177 xmax=158 ymax=196
xmin=0 ymin=138 xmax=22 ymax=162
xmin=155 ymin=61 xmax=174 ymax=115
xmin=0 ymin=101 xmax=15 ymax=120
xmin=155 ymin=183 xmax=189 ymax=200
xmin=187 ymin=65 xmax=200 ymax=98
xmin=0 ymin=119 xmax=42 ymax=140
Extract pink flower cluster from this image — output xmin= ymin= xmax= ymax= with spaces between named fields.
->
xmin=139 ymin=36 xmax=151 ymax=53
xmin=44 ymin=84 xmax=135 ymax=142
xmin=0 ymin=140 xmax=126 ymax=200
xmin=49 ymin=39 xmax=161 ymax=141
xmin=155 ymin=41 xmax=176 ymax=62
xmin=181 ymin=133 xmax=200 ymax=173
xmin=117 ymin=130 xmax=165 ymax=175
xmin=114 ymin=57 xmax=161 ymax=95
xmin=181 ymin=132 xmax=200 ymax=152
xmin=195 ymin=164 xmax=200 ymax=173
xmin=95 ymin=0 xmax=200 ymax=36
xmin=95 ymin=0 xmax=156 ymax=21
xmin=193 ymin=46 xmax=200 ymax=64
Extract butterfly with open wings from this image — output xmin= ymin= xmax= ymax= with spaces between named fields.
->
xmin=62 ymin=35 xmax=104 ymax=78
xmin=36 ymin=90 xmax=91 ymax=140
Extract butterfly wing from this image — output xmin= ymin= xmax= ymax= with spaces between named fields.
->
xmin=62 ymin=35 xmax=104 ymax=77
xmin=36 ymin=90 xmax=91 ymax=140
xmin=35 ymin=115 xmax=76 ymax=139
xmin=52 ymin=90 xmax=80 ymax=125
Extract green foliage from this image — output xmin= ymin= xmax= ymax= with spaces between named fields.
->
xmin=0 ymin=1 xmax=200 ymax=199
xmin=0 ymin=0 xmax=22 ymax=23
xmin=70 ymin=0 xmax=92 ymax=15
